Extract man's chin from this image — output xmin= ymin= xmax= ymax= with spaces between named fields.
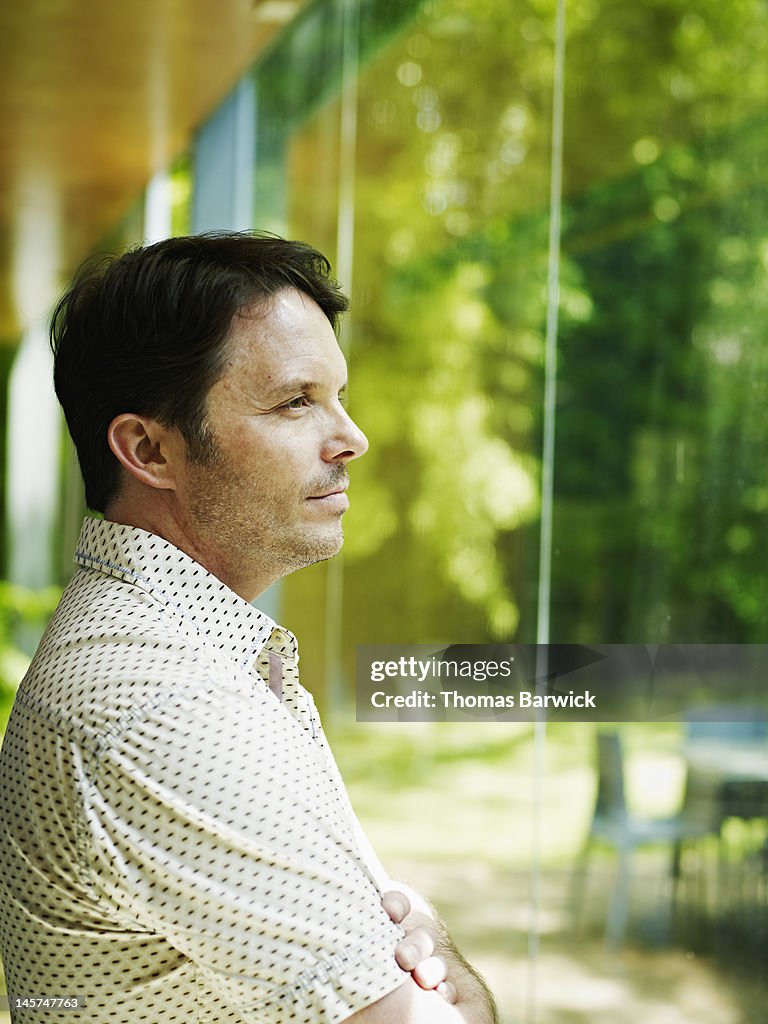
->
xmin=308 ymin=528 xmax=345 ymax=563
xmin=285 ymin=526 xmax=344 ymax=574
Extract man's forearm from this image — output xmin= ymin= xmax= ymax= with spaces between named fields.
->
xmin=438 ymin=929 xmax=500 ymax=1024
xmin=406 ymin=909 xmax=500 ymax=1024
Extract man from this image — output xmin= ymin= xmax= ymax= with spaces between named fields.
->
xmin=0 ymin=233 xmax=498 ymax=1023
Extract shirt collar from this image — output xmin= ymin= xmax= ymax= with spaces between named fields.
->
xmin=73 ymin=516 xmax=297 ymax=669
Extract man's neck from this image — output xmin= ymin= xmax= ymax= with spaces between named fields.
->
xmin=103 ymin=494 xmax=271 ymax=603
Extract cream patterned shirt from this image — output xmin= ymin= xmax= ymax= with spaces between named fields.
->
xmin=0 ymin=518 xmax=406 ymax=1023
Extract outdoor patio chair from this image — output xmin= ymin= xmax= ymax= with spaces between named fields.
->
xmin=572 ymin=730 xmax=718 ymax=948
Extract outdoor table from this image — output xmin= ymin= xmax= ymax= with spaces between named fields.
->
xmin=683 ymin=742 xmax=768 ymax=822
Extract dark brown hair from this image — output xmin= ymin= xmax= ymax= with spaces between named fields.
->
xmin=50 ymin=231 xmax=348 ymax=512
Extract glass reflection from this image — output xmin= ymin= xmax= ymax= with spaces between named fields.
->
xmin=254 ymin=1 xmax=768 ymax=1021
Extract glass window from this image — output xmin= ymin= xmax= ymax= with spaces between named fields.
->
xmin=247 ymin=2 xmax=768 ymax=1020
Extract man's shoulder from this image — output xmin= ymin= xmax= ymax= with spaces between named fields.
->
xmin=37 ymin=563 xmax=180 ymax=665
xmin=17 ymin=567 xmax=237 ymax=739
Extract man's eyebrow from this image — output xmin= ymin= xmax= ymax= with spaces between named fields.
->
xmin=261 ymin=378 xmax=348 ymax=398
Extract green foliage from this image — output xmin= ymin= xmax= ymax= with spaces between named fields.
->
xmin=283 ymin=0 xmax=768 ymax=651
xmin=0 ymin=581 xmax=61 ymax=730
xmin=550 ymin=0 xmax=768 ymax=640
xmin=289 ymin=0 xmax=553 ymax=644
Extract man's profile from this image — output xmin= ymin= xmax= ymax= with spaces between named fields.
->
xmin=0 ymin=233 xmax=498 ymax=1023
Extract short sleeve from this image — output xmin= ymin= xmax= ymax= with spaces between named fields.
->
xmin=81 ymin=676 xmax=407 ymax=1024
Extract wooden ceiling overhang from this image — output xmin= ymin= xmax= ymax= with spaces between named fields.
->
xmin=0 ymin=0 xmax=303 ymax=344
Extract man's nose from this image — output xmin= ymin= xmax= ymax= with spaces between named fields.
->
xmin=324 ymin=409 xmax=369 ymax=463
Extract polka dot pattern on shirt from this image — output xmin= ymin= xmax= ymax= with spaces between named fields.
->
xmin=0 ymin=517 xmax=406 ymax=1023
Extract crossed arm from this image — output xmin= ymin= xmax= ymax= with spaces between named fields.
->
xmin=345 ymin=890 xmax=500 ymax=1024
xmin=82 ymin=686 xmax=499 ymax=1022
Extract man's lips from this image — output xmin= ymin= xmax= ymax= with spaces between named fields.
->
xmin=306 ymin=485 xmax=349 ymax=511
xmin=308 ymin=486 xmax=348 ymax=499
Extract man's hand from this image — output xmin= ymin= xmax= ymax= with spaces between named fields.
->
xmin=381 ymin=889 xmax=500 ymax=1024
xmin=382 ymin=891 xmax=458 ymax=1004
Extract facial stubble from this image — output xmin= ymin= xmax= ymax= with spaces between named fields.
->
xmin=183 ymin=435 xmax=347 ymax=594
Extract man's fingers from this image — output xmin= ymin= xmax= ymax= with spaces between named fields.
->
xmin=394 ymin=925 xmax=435 ymax=971
xmin=382 ymin=889 xmax=411 ymax=924
xmin=412 ymin=955 xmax=447 ymax=990
xmin=436 ymin=980 xmax=459 ymax=1004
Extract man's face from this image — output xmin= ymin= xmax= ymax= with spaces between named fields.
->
xmin=171 ymin=288 xmax=368 ymax=600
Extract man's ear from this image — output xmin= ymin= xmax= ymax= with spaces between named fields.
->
xmin=107 ymin=414 xmax=179 ymax=492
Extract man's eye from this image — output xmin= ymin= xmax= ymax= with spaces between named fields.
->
xmin=283 ymin=395 xmax=310 ymax=411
